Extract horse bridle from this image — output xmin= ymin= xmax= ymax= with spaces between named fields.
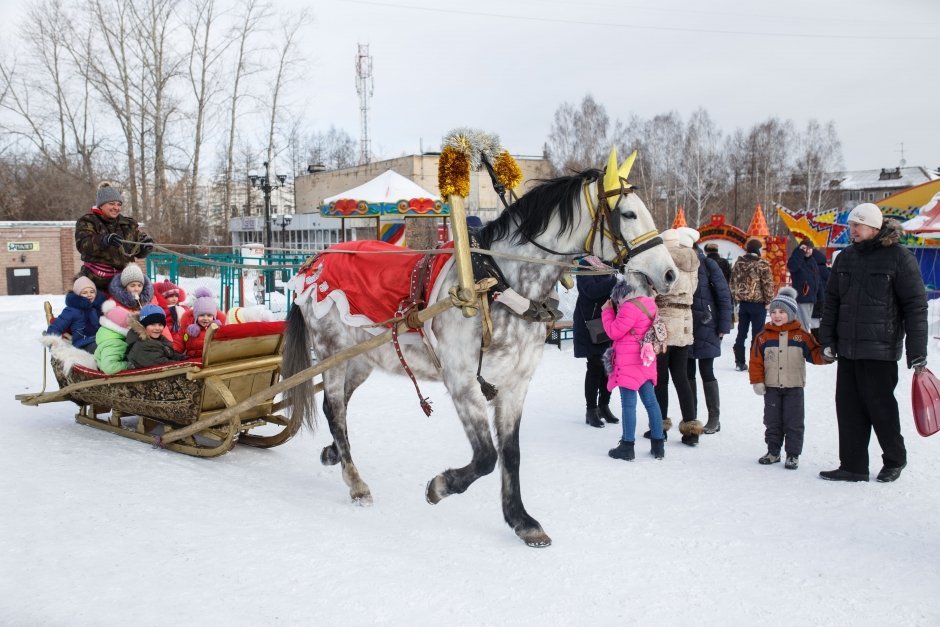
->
xmin=584 ymin=176 xmax=663 ymax=264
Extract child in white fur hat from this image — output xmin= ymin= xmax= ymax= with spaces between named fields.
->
xmin=749 ymin=286 xmax=828 ymax=470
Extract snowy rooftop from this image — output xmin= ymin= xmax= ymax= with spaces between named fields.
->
xmin=830 ymin=166 xmax=938 ymax=191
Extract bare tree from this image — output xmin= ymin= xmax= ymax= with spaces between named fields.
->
xmin=183 ymin=0 xmax=230 ymax=236
xmin=261 ymin=9 xmax=311 ymax=173
xmin=546 ymin=94 xmax=611 ymax=175
xmin=792 ymin=119 xmax=843 ymax=212
xmin=306 ymin=126 xmax=357 ymax=170
xmin=680 ymin=107 xmax=726 ymax=227
xmin=726 ymin=118 xmax=794 ymax=234
xmin=221 ymin=0 xmax=268 ymax=219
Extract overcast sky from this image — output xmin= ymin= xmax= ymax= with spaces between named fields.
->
xmin=2 ymin=0 xmax=937 ymax=173
xmin=292 ymin=0 xmax=938 ymax=171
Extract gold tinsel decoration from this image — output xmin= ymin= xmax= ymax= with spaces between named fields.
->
xmin=493 ymin=150 xmax=522 ymax=190
xmin=438 ymin=146 xmax=470 ymax=198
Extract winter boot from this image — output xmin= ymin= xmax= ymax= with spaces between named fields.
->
xmin=733 ymin=345 xmax=747 ymax=371
xmin=598 ymin=405 xmax=620 ymax=424
xmin=644 ymin=417 xmax=671 ymax=441
xmin=585 ymin=408 xmax=605 ymax=428
xmin=703 ymin=380 xmax=721 ymax=434
xmin=650 ymin=439 xmax=665 ymax=460
xmin=758 ymin=452 xmax=781 ymax=465
xmin=784 ymin=455 xmax=799 ymax=470
xmin=608 ymin=439 xmax=635 ymax=461
xmin=679 ymin=419 xmax=704 ymax=446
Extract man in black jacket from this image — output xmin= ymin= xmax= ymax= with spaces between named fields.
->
xmin=818 ymin=203 xmax=928 ymax=483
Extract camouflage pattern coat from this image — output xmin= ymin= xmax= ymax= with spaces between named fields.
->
xmin=729 ymin=254 xmax=775 ymax=305
xmin=75 ymin=209 xmax=152 ymax=291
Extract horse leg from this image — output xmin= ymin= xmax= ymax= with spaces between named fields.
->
xmin=494 ymin=393 xmax=551 ymax=548
xmin=320 ymin=360 xmax=372 ymax=467
xmin=320 ymin=365 xmax=373 ymax=506
xmin=425 ymin=383 xmax=498 ymax=504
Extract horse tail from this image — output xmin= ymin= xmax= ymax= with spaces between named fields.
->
xmin=282 ymin=304 xmax=318 ymax=430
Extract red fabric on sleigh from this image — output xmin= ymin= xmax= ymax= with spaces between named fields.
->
xmin=212 ymin=320 xmax=285 ymax=341
xmin=303 ymin=240 xmax=452 ymax=327
xmin=912 ymin=367 xmax=940 ymax=437
xmin=71 ymin=358 xmax=203 ymax=379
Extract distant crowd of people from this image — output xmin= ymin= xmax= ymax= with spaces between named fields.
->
xmin=573 ymin=202 xmax=928 ymax=483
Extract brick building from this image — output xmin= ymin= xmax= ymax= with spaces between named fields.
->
xmin=0 ymin=221 xmax=82 ymax=295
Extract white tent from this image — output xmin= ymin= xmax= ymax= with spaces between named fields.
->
xmin=321 ymin=169 xmax=440 ymax=209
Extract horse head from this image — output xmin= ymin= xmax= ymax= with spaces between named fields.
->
xmin=585 ymin=148 xmax=678 ymax=295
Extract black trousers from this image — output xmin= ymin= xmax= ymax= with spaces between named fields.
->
xmin=763 ymin=387 xmax=805 ymax=456
xmin=584 ymin=354 xmax=611 ymax=409
xmin=687 ymin=357 xmax=716 ymax=383
xmin=835 ymin=358 xmax=906 ymax=474
xmin=655 ymin=345 xmax=696 ymax=422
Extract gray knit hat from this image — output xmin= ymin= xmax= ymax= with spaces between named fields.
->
xmin=96 ymin=182 xmax=123 ymax=207
xmin=120 ymin=263 xmax=145 ymax=287
xmin=769 ymin=286 xmax=809 ymax=329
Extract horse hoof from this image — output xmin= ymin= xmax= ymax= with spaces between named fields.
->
xmin=320 ymin=444 xmax=340 ymax=466
xmin=425 ymin=476 xmax=447 ymax=504
xmin=520 ymin=529 xmax=552 ymax=548
xmin=351 ymin=492 xmax=373 ymax=507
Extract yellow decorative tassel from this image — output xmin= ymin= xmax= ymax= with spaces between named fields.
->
xmin=493 ymin=150 xmax=522 ymax=190
xmin=438 ymin=146 xmax=470 ymax=198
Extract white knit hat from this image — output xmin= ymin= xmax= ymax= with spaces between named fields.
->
xmin=847 ymin=203 xmax=883 ymax=229
xmin=120 ymin=264 xmax=145 ymax=287
xmin=676 ymin=227 xmax=700 ymax=248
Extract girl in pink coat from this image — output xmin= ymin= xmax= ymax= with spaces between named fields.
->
xmin=601 ymin=277 xmax=666 ymax=461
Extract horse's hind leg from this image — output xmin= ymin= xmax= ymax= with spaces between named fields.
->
xmin=425 ymin=382 xmax=498 ymax=504
xmin=494 ymin=392 xmax=551 ymax=548
xmin=320 ymin=361 xmax=373 ymax=505
xmin=320 ymin=360 xmax=372 ymax=467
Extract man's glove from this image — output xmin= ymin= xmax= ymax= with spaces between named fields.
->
xmin=752 ymin=383 xmax=766 ymax=396
xmin=823 ymin=346 xmax=836 ymax=362
xmin=186 ymin=323 xmax=202 ymax=338
xmin=101 ymin=233 xmax=122 ymax=248
xmin=138 ymin=234 xmax=154 ymax=255
xmin=909 ymin=355 xmax=927 ymax=372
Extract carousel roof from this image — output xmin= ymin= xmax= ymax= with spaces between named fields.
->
xmin=320 ymin=169 xmax=448 ymax=218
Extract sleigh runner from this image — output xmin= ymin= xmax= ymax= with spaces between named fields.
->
xmin=19 ymin=318 xmax=305 ymax=457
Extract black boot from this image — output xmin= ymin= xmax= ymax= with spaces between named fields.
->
xmin=733 ymin=345 xmax=746 ymax=371
xmin=598 ymin=405 xmax=620 ymax=424
xmin=643 ymin=417 xmax=671 ymax=441
xmin=585 ymin=408 xmax=605 ymax=428
xmin=608 ymin=439 xmax=635 ymax=461
xmin=703 ymin=380 xmax=721 ymax=434
xmin=650 ymin=439 xmax=665 ymax=459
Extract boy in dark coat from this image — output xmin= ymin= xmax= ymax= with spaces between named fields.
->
xmin=786 ymin=239 xmax=823 ymax=332
xmin=126 ymin=304 xmax=188 ymax=369
xmin=46 ymin=276 xmax=106 ymax=354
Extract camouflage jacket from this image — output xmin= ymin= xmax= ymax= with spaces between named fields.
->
xmin=75 ymin=209 xmax=152 ymax=270
xmin=729 ymin=254 xmax=775 ymax=305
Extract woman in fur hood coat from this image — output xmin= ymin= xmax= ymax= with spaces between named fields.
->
xmin=653 ymin=228 xmax=703 ymax=446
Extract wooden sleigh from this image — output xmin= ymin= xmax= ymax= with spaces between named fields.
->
xmin=18 ymin=304 xmax=307 ymax=458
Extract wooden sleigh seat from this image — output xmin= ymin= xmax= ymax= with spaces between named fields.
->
xmin=32 ymin=316 xmax=299 ymax=457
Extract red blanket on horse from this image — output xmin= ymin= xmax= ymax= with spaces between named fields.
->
xmin=288 ymin=240 xmax=452 ymax=331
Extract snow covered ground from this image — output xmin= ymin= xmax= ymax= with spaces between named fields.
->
xmin=2 ymin=288 xmax=939 ymax=626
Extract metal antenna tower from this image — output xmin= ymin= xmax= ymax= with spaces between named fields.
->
xmin=355 ymin=44 xmax=374 ymax=165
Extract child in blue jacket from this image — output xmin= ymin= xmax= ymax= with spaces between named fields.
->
xmin=46 ymin=276 xmax=106 ymax=354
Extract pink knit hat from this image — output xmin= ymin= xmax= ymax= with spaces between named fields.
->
xmin=192 ymin=287 xmax=217 ymax=318
xmin=72 ymin=276 xmax=97 ymax=296
xmin=102 ymin=300 xmax=131 ymax=329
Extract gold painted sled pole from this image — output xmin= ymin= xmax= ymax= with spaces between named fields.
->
xmin=158 ymin=290 xmax=471 ymax=447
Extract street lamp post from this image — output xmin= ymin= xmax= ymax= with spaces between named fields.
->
xmin=248 ymin=161 xmax=288 ymax=299
xmin=247 ymin=160 xmax=288 ymax=252
xmin=273 ymin=213 xmax=293 ymax=250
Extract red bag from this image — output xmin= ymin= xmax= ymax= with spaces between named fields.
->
xmin=911 ymin=367 xmax=940 ymax=437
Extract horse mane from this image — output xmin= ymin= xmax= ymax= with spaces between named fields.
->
xmin=477 ymin=168 xmax=601 ymax=248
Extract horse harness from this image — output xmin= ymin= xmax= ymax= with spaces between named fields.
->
xmin=392 ymin=233 xmax=562 ymax=413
